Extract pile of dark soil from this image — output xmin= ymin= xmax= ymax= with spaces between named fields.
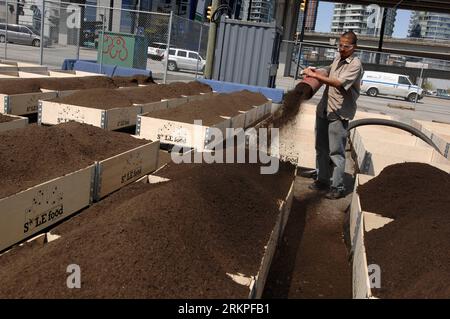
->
xmin=120 ymin=81 xmax=212 ymax=104
xmin=358 ymin=163 xmax=449 ymax=219
xmin=0 ymin=122 xmax=148 ymax=198
xmin=0 ymin=159 xmax=294 ymax=298
xmin=165 ymin=81 xmax=214 ymax=96
xmin=0 ymin=78 xmax=42 ymax=94
xmin=39 ymin=76 xmax=116 ymax=91
xmin=157 ymin=149 xmax=293 ymax=202
xmin=146 ymin=90 xmax=267 ymax=125
xmin=273 ymin=83 xmax=314 ymax=128
xmin=51 ymin=81 xmax=213 ymax=109
xmin=0 ymin=114 xmax=15 ymax=123
xmin=358 ymin=162 xmax=450 ymax=298
xmin=0 ymin=76 xmax=207 ymax=95
xmin=111 ymin=75 xmax=156 ymax=87
xmin=51 ymin=88 xmax=135 ymax=109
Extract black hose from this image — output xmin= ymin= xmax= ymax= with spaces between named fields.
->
xmin=347 ymin=118 xmax=442 ymax=155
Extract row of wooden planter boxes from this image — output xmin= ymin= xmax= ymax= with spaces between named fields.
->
xmin=0 ymin=70 xmax=103 ymax=114
xmin=1 ymin=159 xmax=296 ymax=299
xmin=0 ymin=139 xmax=160 ymax=252
xmin=0 ymin=89 xmax=195 ymax=133
xmin=38 ymin=93 xmax=273 ymax=150
xmin=0 ymin=87 xmax=198 ymax=117
xmin=0 ymin=114 xmax=28 ymax=133
xmin=0 ymin=75 xmax=133 ymax=116
xmin=1 ymin=95 xmax=273 ymax=252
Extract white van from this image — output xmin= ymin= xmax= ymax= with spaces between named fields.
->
xmin=361 ymin=71 xmax=424 ymax=102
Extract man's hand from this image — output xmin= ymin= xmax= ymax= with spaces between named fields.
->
xmin=302 ymin=67 xmax=317 ymax=78
xmin=303 ymin=67 xmax=343 ymax=89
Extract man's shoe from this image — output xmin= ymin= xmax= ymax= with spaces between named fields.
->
xmin=300 ymin=169 xmax=318 ymax=179
xmin=308 ymin=180 xmax=329 ymax=191
xmin=325 ymin=188 xmax=346 ymax=200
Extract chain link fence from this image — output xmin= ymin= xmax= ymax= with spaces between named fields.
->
xmin=0 ymin=0 xmax=43 ymax=64
xmin=165 ymin=14 xmax=208 ymax=81
xmin=0 ymin=0 xmax=209 ymax=83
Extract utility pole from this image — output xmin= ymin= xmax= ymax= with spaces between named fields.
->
xmin=375 ymin=7 xmax=387 ymax=65
xmin=204 ymin=0 xmax=219 ymax=79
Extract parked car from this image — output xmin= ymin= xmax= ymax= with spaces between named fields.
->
xmin=0 ymin=23 xmax=51 ymax=47
xmin=162 ymin=48 xmax=206 ymax=73
xmin=147 ymin=42 xmax=167 ymax=60
xmin=361 ymin=71 xmax=424 ymax=102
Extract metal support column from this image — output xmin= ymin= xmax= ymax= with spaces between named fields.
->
xmin=163 ymin=11 xmax=173 ymax=84
xmin=204 ymin=0 xmax=219 ymax=79
xmin=294 ymin=0 xmax=309 ymax=80
xmin=375 ymin=7 xmax=387 ymax=65
xmin=39 ymin=0 xmax=46 ymax=65
xmin=282 ymin=0 xmax=300 ymax=77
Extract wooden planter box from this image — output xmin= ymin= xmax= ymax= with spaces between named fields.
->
xmin=39 ymin=92 xmax=215 ymax=130
xmin=39 ymin=101 xmax=142 ymax=131
xmin=0 ymin=141 xmax=160 ymax=251
xmin=0 ymin=61 xmax=48 ymax=73
xmin=411 ymin=119 xmax=450 ymax=159
xmin=137 ymin=91 xmax=216 ymax=114
xmin=0 ymin=165 xmax=96 ymax=252
xmin=143 ymin=160 xmax=297 ymax=299
xmin=136 ymin=115 xmax=231 ymax=151
xmin=349 ymin=174 xmax=394 ymax=299
xmin=248 ymin=175 xmax=296 ymax=298
xmin=350 ymin=128 xmax=450 ymax=175
xmin=1 ymin=91 xmax=58 ymax=115
xmin=94 ymin=141 xmax=160 ymax=200
xmin=0 ymin=114 xmax=28 ymax=133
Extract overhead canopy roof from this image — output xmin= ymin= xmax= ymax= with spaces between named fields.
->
xmin=322 ymin=0 xmax=450 ymax=14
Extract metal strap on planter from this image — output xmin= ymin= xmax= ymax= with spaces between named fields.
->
xmin=93 ymin=162 xmax=102 ymax=202
xmin=4 ymin=96 xmax=9 ymax=114
xmin=37 ymin=101 xmax=43 ymax=125
xmin=136 ymin=116 xmax=142 ymax=135
xmin=101 ymin=110 xmax=107 ymax=129
xmin=90 ymin=164 xmax=98 ymax=204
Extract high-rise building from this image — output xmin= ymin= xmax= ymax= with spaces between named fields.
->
xmin=408 ymin=11 xmax=450 ymax=40
xmin=331 ymin=3 xmax=396 ymax=36
xmin=239 ymin=0 xmax=275 ymax=23
xmin=297 ymin=0 xmax=319 ymax=33
xmin=408 ymin=12 xmax=450 ymax=70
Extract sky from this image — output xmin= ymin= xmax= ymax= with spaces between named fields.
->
xmin=314 ymin=1 xmax=412 ymax=38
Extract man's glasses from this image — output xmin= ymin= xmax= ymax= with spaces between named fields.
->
xmin=337 ymin=44 xmax=354 ymax=50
